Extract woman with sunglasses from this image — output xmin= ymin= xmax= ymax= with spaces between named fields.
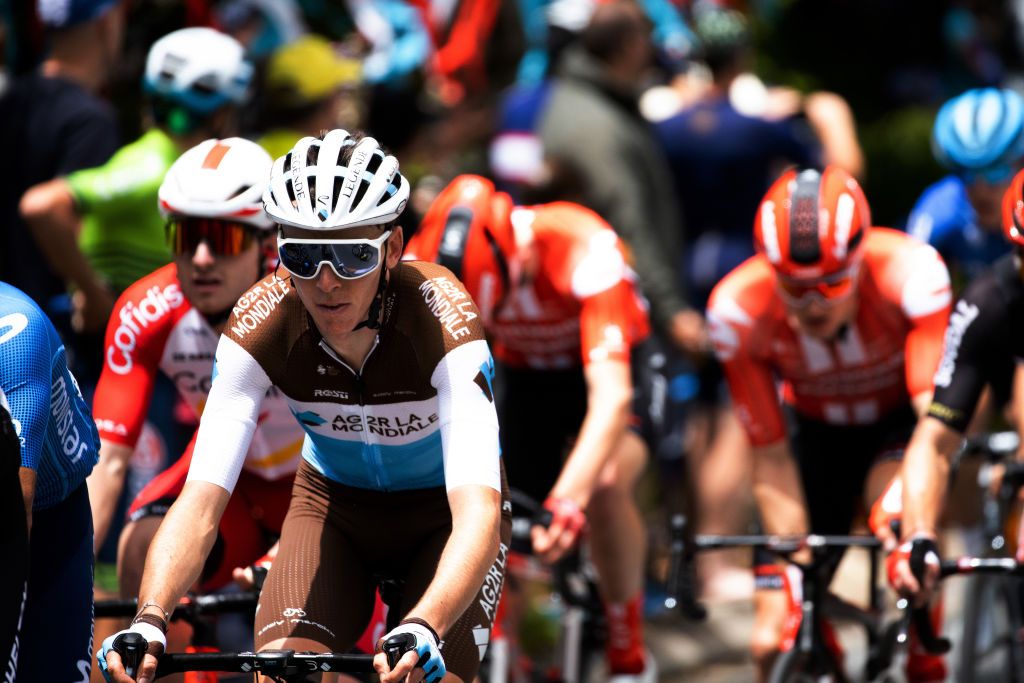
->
xmin=99 ymin=129 xmax=509 ymax=683
xmin=705 ymin=166 xmax=954 ymax=683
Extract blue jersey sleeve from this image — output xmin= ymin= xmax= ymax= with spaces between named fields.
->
xmin=0 ymin=307 xmax=52 ymax=471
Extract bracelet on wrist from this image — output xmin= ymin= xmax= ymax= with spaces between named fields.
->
xmin=136 ymin=599 xmax=171 ymax=623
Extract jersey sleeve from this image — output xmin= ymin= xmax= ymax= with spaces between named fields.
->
xmin=417 ymin=267 xmax=501 ymax=493
xmin=92 ymin=288 xmax=167 ymax=447
xmin=928 ymin=282 xmax=1007 ymax=432
xmin=0 ymin=309 xmax=52 ymax=470
xmin=898 ymin=244 xmax=953 ymax=399
xmin=185 ymin=335 xmax=272 ymax=493
xmin=707 ymin=292 xmax=785 ymax=446
xmin=66 ymin=139 xmax=168 ymax=216
xmin=573 ymin=230 xmax=646 ymax=365
xmin=431 ymin=339 xmax=501 ymax=492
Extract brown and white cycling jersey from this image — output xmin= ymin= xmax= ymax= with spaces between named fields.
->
xmin=186 ymin=260 xmax=501 ymax=494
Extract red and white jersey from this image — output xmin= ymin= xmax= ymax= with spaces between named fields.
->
xmin=487 ymin=203 xmax=650 ymax=369
xmin=93 ymin=264 xmax=302 ymax=480
xmin=707 ymin=228 xmax=952 ymax=447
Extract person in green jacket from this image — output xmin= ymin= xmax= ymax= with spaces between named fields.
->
xmin=20 ymin=26 xmax=253 ymax=337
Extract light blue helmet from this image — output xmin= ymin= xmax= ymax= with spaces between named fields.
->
xmin=933 ymin=88 xmax=1024 ymax=175
xmin=143 ymin=27 xmax=252 ymax=116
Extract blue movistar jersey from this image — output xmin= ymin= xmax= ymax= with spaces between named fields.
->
xmin=0 ymin=282 xmax=99 ymax=510
xmin=906 ymin=175 xmax=1011 ymax=285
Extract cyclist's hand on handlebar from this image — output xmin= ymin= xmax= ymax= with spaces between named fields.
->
xmin=532 ymin=497 xmax=586 ymax=564
xmin=374 ymin=620 xmax=446 ymax=683
xmin=887 ymin=535 xmax=941 ymax=608
xmin=97 ymin=622 xmax=166 ymax=683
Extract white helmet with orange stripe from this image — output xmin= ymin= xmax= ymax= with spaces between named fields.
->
xmin=158 ymin=137 xmax=274 ymax=230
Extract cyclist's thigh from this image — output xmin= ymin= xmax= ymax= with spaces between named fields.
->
xmin=498 ymin=364 xmax=585 ymax=502
xmin=18 ymin=484 xmax=94 ymax=682
xmin=399 ymin=490 xmax=513 ymax=682
xmin=789 ymin=413 xmax=880 ymax=535
xmin=255 ymin=463 xmax=376 ymax=651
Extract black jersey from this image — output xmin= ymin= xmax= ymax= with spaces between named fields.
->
xmin=928 ymin=254 xmax=1024 ymax=432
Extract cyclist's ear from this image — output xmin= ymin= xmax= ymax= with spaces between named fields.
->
xmin=386 ymin=227 xmax=404 ymax=268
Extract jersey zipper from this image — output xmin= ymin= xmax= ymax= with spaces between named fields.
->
xmin=318 ymin=337 xmax=390 ymax=490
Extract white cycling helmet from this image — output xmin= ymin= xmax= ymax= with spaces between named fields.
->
xmin=159 ymin=137 xmax=274 ymax=230
xmin=144 ymin=27 xmax=252 ymax=115
xmin=263 ymin=129 xmax=410 ymax=230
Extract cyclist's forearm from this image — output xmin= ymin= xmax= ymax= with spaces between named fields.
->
xmin=901 ymin=418 xmax=959 ymax=538
xmin=137 ymin=481 xmax=231 ymax=616
xmin=87 ymin=439 xmax=134 ymax=552
xmin=19 ymin=467 xmax=35 ymax=537
xmin=751 ymin=442 xmax=809 ymax=536
xmin=406 ymin=485 xmax=501 ymax=635
xmin=550 ymin=381 xmax=631 ymax=507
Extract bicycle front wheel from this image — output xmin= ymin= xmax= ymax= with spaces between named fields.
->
xmin=958 ymin=574 xmax=1024 ymax=683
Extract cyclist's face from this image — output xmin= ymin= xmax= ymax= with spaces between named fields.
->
xmin=286 ymin=226 xmax=403 ymax=342
xmin=175 ymin=236 xmax=266 ymax=319
xmin=784 ymin=289 xmax=858 ymax=340
xmin=966 ymin=178 xmax=1010 ymax=231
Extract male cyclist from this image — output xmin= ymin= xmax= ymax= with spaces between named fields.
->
xmin=890 ymin=167 xmax=1024 ymax=602
xmin=99 ymin=129 xmax=509 ymax=683
xmin=406 ymin=175 xmax=655 ymax=679
xmin=907 ymin=87 xmax=1024 ymax=288
xmin=0 ymin=281 xmax=101 ymax=680
xmin=707 ymin=166 xmax=953 ymax=682
xmin=21 ymin=27 xmax=252 ymax=341
xmin=87 ymin=138 xmax=299 ymax=599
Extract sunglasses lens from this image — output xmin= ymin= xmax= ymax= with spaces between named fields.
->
xmin=964 ymin=165 xmax=1015 ymax=185
xmin=169 ymin=219 xmax=254 ymax=256
xmin=777 ymin=269 xmax=856 ymax=307
xmin=278 ymin=239 xmax=383 ymax=280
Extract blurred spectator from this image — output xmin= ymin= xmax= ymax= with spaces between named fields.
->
xmin=536 ymin=0 xmax=704 ymax=354
xmin=0 ymin=0 xmax=123 ymax=321
xmin=257 ymin=34 xmax=362 ymax=160
xmin=19 ymin=27 xmax=252 ymax=347
xmin=216 ymin=0 xmax=306 ymax=59
xmin=907 ymin=87 xmax=1022 ymax=289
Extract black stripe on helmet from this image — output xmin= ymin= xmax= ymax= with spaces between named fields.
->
xmin=789 ymin=170 xmax=822 ymax=265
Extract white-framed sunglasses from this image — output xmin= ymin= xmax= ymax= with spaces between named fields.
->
xmin=277 ymin=230 xmax=392 ymax=280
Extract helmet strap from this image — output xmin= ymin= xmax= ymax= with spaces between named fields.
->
xmin=353 ymin=244 xmax=390 ymax=332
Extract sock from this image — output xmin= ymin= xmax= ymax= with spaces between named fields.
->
xmin=604 ymin=594 xmax=645 ymax=674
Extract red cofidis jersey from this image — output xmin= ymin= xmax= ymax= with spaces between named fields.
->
xmin=92 ymin=264 xmax=302 ymax=480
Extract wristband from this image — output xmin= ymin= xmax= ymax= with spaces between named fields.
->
xmin=131 ymin=613 xmax=168 ymax=634
xmin=400 ymin=617 xmax=441 ymax=647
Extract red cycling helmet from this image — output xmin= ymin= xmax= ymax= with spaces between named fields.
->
xmin=1001 ymin=168 xmax=1024 ymax=247
xmin=754 ymin=166 xmax=871 ymax=305
xmin=413 ymin=175 xmax=515 ymax=322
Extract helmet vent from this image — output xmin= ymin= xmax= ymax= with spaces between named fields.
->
xmin=379 ymin=175 xmax=403 ymax=207
xmin=227 ymin=185 xmax=250 ymax=200
xmin=789 ymin=171 xmax=822 ymax=264
xmin=352 ymin=175 xmax=370 ymax=208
